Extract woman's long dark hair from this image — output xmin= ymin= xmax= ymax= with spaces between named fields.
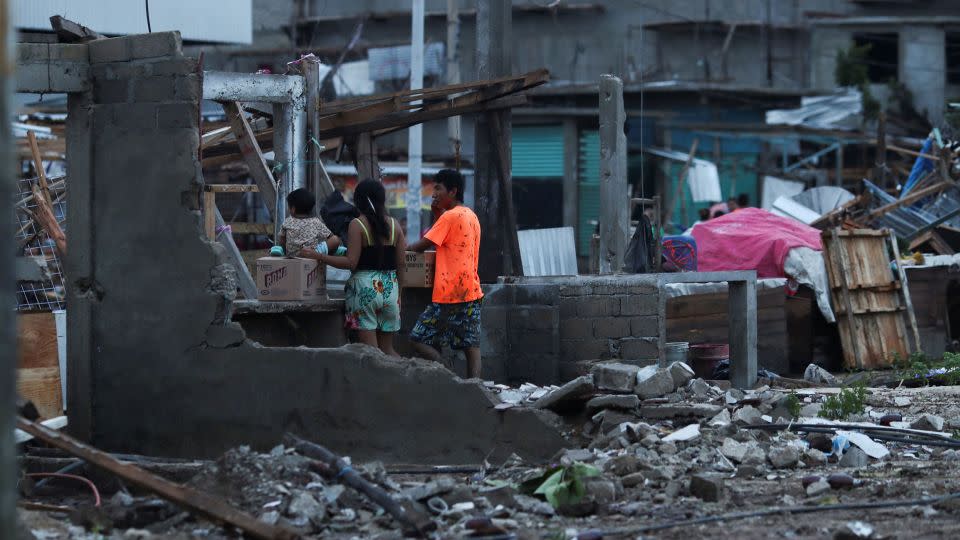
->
xmin=353 ymin=179 xmax=389 ymax=247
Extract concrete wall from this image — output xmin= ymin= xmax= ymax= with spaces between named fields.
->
xmin=48 ymin=32 xmax=566 ymax=464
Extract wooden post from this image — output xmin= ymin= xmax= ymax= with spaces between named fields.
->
xmin=203 ymin=192 xmax=217 ymax=240
xmin=889 ymin=230 xmax=922 ymax=354
xmin=475 ymin=0 xmax=511 ymax=282
xmin=728 ymin=277 xmax=758 ymax=389
xmin=488 ymin=113 xmax=522 ymax=276
xmin=352 ymin=132 xmax=380 ymax=182
xmin=220 ymin=102 xmax=278 ymax=221
xmin=662 ymin=138 xmax=699 ymax=232
xmin=875 ymin=111 xmax=888 ymax=189
xmin=598 ymin=74 xmax=629 ymax=274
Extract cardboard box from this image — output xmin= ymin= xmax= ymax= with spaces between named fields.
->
xmin=256 ymin=257 xmax=326 ymax=301
xmin=401 ymin=251 xmax=436 ymax=288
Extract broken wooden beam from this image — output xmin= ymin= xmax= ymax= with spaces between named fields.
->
xmin=16 ymin=416 xmax=298 ymax=540
xmin=283 ymin=433 xmax=434 ymax=536
xmin=219 ymin=102 xmax=278 ymax=221
xmin=49 ymin=15 xmax=106 ymax=42
xmin=864 ymin=182 xmax=950 ymax=221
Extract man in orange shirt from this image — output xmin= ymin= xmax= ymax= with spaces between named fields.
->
xmin=407 ymin=169 xmax=484 ymax=378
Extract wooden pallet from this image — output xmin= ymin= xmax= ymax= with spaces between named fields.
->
xmin=821 ymin=228 xmax=921 ymax=369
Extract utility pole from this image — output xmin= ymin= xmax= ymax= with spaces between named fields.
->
xmin=475 ymin=0 xmax=515 ymax=282
xmin=446 ymin=0 xmax=461 ymax=162
xmin=599 ymin=75 xmax=629 ymax=274
xmin=0 ymin=0 xmax=18 ymax=536
xmin=407 ymin=0 xmax=424 ymax=241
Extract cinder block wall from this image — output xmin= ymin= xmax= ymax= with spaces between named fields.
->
xmin=482 ymin=275 xmax=663 ymax=386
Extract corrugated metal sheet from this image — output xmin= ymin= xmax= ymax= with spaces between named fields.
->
xmin=518 ymin=227 xmax=578 ymax=277
xmin=863 ymin=179 xmax=960 ymax=240
xmin=368 ymin=43 xmax=444 ymax=81
xmin=511 ymin=125 xmax=563 ymax=178
xmin=14 ymin=0 xmax=252 ymax=44
xmin=578 ymin=130 xmax=600 ymax=254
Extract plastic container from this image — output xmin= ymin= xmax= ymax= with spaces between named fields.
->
xmin=689 ymin=343 xmax=730 ymax=379
xmin=664 ymin=342 xmax=690 ymax=365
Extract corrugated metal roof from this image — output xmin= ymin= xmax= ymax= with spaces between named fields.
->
xmin=14 ymin=0 xmax=252 ymax=44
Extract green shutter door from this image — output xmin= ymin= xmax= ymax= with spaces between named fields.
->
xmin=578 ymin=130 xmax=600 ymax=253
xmin=511 ymin=125 xmax=564 ymax=178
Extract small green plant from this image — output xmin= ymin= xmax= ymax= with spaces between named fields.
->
xmin=895 ymin=351 xmax=960 ymax=386
xmin=783 ymin=394 xmax=802 ymax=418
xmin=520 ymin=462 xmax=600 ymax=509
xmin=819 ymin=384 xmax=867 ymax=420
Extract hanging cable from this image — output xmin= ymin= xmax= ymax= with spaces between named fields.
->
xmin=145 ymin=0 xmax=152 ymax=33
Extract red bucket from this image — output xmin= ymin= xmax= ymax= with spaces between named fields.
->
xmin=688 ymin=343 xmax=729 ymax=380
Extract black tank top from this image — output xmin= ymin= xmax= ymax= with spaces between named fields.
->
xmin=355 ymin=217 xmax=398 ymax=271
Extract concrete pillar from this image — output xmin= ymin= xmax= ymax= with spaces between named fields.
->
xmin=0 ymin=2 xmax=17 ymax=534
xmin=901 ymin=25 xmax=946 ymax=124
xmin=475 ymin=0 xmax=512 ymax=282
xmin=562 ymin=118 xmax=578 ymax=230
xmin=598 ymin=75 xmax=628 ymax=274
xmin=728 ymin=279 xmax=758 ymax=389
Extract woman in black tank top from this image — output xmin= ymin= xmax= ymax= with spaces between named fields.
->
xmin=300 ymin=180 xmax=406 ymax=357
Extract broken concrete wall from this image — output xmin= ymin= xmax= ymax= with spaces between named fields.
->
xmin=54 ymin=31 xmax=565 ymax=464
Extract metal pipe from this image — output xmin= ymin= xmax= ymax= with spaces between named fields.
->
xmin=202 ymin=71 xmax=303 ymax=103
xmin=407 ymin=0 xmax=425 ymax=241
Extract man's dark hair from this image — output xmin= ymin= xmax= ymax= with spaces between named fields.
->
xmin=737 ymin=193 xmax=750 ymax=208
xmin=435 ymin=168 xmax=464 ymax=202
xmin=287 ymin=188 xmax=316 ymax=215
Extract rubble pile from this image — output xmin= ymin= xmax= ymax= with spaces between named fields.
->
xmin=18 ymin=363 xmax=960 ymax=538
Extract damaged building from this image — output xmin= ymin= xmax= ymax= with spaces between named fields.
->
xmin=6 ymin=1 xmax=960 ymax=539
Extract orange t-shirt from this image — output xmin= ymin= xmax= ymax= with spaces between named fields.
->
xmin=424 ymin=205 xmax=483 ymax=304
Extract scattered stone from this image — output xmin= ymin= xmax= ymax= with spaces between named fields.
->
xmin=804 ymin=448 xmax=828 ymax=465
xmin=668 ymin=362 xmax=695 ymax=389
xmin=804 ymin=364 xmax=839 ymax=385
xmin=635 ymin=366 xmax=676 ymax=399
xmin=621 ymin=472 xmax=645 ymax=488
xmin=732 ymin=405 xmax=762 ymax=425
xmin=835 ymin=521 xmax=874 ymax=539
xmin=582 ymin=477 xmax=620 ymax=504
xmin=403 ymin=477 xmax=456 ymax=501
xmin=807 ymin=433 xmax=833 ymax=453
xmin=768 ymin=445 xmax=800 ymax=469
xmin=586 ymin=394 xmax=641 ymax=411
xmin=639 ymin=403 xmax=724 ymax=420
xmin=911 ymin=413 xmax=946 ymax=432
xmin=709 ymin=408 xmax=732 ymax=427
xmin=806 ymin=478 xmax=831 ymax=497
xmin=605 ymin=454 xmax=641 ymax=476
xmin=286 ymin=491 xmax=325 ymax=526
xmin=839 ymin=447 xmax=869 ymax=468
xmin=591 ymin=363 xmax=640 ymax=393
xmin=689 ymin=474 xmax=724 ymax=502
xmin=532 ymin=375 xmax=595 ymax=410
xmin=894 ymin=396 xmax=912 ymax=407
xmin=659 ymin=442 xmax=678 ymax=455
xmin=688 ymin=378 xmax=714 ymax=399
xmin=595 ymin=409 xmax=639 ymax=433
xmin=513 ymin=495 xmax=555 ymax=516
xmin=641 ymin=433 xmax=660 ymax=448
xmin=800 ymin=403 xmax=822 ymax=418
xmin=560 ymin=448 xmax=596 ymax=463
xmin=662 ymin=423 xmax=701 ymax=443
xmin=725 ymin=389 xmax=745 ymax=405
xmin=719 ymin=437 xmax=764 ymax=463
xmin=259 ymin=511 xmax=280 ymax=525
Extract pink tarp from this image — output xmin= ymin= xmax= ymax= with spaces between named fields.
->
xmin=690 ymin=208 xmax=822 ymax=278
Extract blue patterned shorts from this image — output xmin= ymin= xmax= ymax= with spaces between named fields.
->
xmin=410 ymin=298 xmax=483 ymax=350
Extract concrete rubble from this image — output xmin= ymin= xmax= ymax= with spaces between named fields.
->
xmin=19 ymin=362 xmax=960 ymax=538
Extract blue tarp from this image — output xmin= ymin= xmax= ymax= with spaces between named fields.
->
xmin=901 ymin=138 xmax=935 ymax=197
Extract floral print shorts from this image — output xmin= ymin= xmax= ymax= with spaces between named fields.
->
xmin=410 ymin=298 xmax=483 ymax=350
xmin=344 ymin=270 xmax=400 ymax=332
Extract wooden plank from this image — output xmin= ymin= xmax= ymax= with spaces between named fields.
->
xmin=830 ymin=282 xmax=901 ymax=293
xmin=205 ymin=184 xmax=260 ymax=193
xmin=828 ymin=228 xmax=863 ymax=368
xmin=371 ymin=94 xmax=526 ymax=138
xmin=203 ymin=192 xmax=216 ymax=241
xmin=219 ymin=102 xmax=277 ymax=220
xmin=17 ymin=313 xmax=58 ymax=370
xmin=227 ymin=222 xmax=274 ymax=235
xmin=26 ymin=131 xmax=51 ymax=204
xmin=17 ymin=368 xmax=62 ymax=420
xmin=15 ymin=417 xmax=299 ymax=540
xmin=865 ymin=181 xmax=949 ymax=221
xmin=890 ymin=229 xmax=922 ymax=354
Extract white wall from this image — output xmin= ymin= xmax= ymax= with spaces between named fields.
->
xmin=14 ymin=0 xmax=252 ymax=44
